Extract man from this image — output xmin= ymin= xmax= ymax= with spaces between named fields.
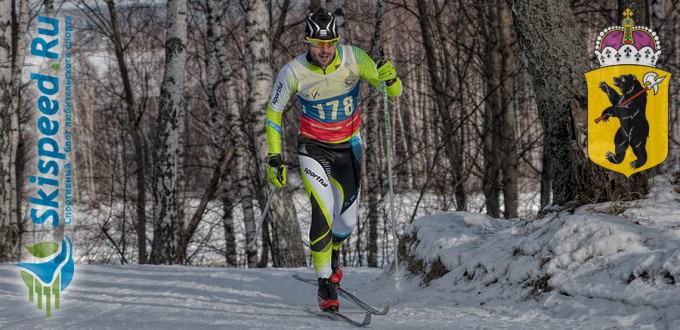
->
xmin=264 ymin=8 xmax=402 ymax=312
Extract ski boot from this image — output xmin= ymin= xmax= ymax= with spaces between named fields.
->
xmin=330 ymin=249 xmax=343 ymax=287
xmin=317 ymin=277 xmax=339 ymax=312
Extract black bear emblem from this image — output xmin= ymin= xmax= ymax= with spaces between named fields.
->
xmin=598 ymin=74 xmax=649 ymax=169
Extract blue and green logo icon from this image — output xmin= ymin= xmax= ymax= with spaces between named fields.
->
xmin=16 ymin=236 xmax=74 ymax=318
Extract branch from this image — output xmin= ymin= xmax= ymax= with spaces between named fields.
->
xmin=177 ymin=146 xmax=235 ymax=263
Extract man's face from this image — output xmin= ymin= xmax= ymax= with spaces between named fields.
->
xmin=307 ymin=39 xmax=337 ymax=67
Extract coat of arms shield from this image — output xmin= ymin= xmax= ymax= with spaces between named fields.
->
xmin=585 ymin=9 xmax=670 ymax=177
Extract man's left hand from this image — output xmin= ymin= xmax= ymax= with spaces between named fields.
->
xmin=377 ymin=60 xmax=397 ymax=83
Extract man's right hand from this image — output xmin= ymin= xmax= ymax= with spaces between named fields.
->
xmin=267 ymin=154 xmax=287 ymax=188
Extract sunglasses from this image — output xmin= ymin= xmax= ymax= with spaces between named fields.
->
xmin=305 ymin=37 xmax=340 ymax=49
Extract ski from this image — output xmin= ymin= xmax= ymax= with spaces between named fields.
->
xmin=338 ymin=285 xmax=390 ymax=315
xmin=308 ymin=309 xmax=372 ymax=327
xmin=293 ymin=274 xmax=390 ymax=315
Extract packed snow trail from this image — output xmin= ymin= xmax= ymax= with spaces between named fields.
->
xmin=1 ymin=264 xmax=589 ymax=329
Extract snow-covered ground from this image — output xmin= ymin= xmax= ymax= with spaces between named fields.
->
xmin=2 ymin=173 xmax=680 ymax=329
xmin=0 ymin=264 xmax=568 ymax=329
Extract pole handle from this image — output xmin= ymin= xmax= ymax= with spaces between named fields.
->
xmin=377 ymin=46 xmax=386 ymax=67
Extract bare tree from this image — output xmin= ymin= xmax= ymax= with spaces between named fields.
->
xmin=365 ymin=0 xmax=386 ymax=267
xmin=416 ymin=1 xmax=468 ymax=211
xmin=175 ymin=0 xmax=241 ymax=264
xmin=246 ymin=0 xmax=304 ymax=267
xmin=0 ymin=0 xmax=28 ymax=262
xmin=203 ymin=0 xmax=238 ymax=266
xmin=150 ymin=0 xmax=188 ymax=264
xmin=508 ymin=0 xmax=588 ymax=205
xmin=509 ymin=0 xmax=653 ymax=206
xmin=103 ymin=0 xmax=150 ymax=264
xmin=499 ymin=1 xmax=519 ymax=218
xmin=481 ymin=0 xmax=503 ymax=218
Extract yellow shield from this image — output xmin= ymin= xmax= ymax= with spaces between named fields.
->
xmin=585 ymin=65 xmax=670 ymax=177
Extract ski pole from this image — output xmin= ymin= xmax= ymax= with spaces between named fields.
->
xmin=249 ymin=187 xmax=276 ymax=248
xmin=249 ymin=159 xmax=295 ymax=249
xmin=378 ymin=47 xmax=401 ymax=291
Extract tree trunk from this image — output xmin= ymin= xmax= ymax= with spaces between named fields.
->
xmin=327 ymin=0 xmax=347 ymax=42
xmin=540 ymin=140 xmax=551 ymax=208
xmin=499 ymin=1 xmax=518 ymax=218
xmin=650 ymin=0 xmax=662 ymax=31
xmin=222 ymin=177 xmax=237 ymax=267
xmin=618 ymin=0 xmax=649 ymax=26
xmin=416 ymin=1 xmax=467 ymax=211
xmin=12 ymin=0 xmax=28 ymax=255
xmin=481 ymin=1 xmax=502 ymax=218
xmin=246 ymin=0 xmax=304 ymax=267
xmin=204 ymin=0 xmax=237 ymax=267
xmin=310 ymin=0 xmax=323 ymax=11
xmin=150 ymin=0 xmax=187 ymax=265
xmin=0 ymin=0 xmax=28 ymax=262
xmin=511 ymin=0 xmax=654 ymax=206
xmin=508 ymin=0 xmax=591 ymax=205
xmin=106 ymin=0 xmax=149 ymax=264
xmin=208 ymin=0 xmax=258 ymax=267
xmin=0 ymin=0 xmax=16 ymax=262
xmin=674 ymin=1 xmax=680 ymax=138
xmin=365 ymin=0 xmax=385 ymax=268
xmin=604 ymin=1 xmax=651 ymax=198
xmin=177 ymin=148 xmax=234 ymax=263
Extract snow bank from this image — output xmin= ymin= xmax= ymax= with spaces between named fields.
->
xmin=400 ymin=173 xmax=680 ymax=328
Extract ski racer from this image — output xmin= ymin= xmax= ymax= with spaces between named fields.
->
xmin=264 ymin=7 xmax=402 ymax=312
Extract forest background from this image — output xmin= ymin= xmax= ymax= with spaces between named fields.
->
xmin=0 ymin=0 xmax=678 ymax=270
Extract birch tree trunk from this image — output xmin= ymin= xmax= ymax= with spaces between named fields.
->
xmin=246 ymin=0 xmax=304 ymax=267
xmin=106 ymin=0 xmax=149 ymax=264
xmin=11 ymin=0 xmax=28 ymax=255
xmin=150 ymin=0 xmax=187 ymax=264
xmin=404 ymin=64 xmax=421 ymax=189
xmin=205 ymin=0 xmax=258 ymax=267
xmin=0 ymin=0 xmax=28 ymax=262
xmin=201 ymin=0 xmax=239 ymax=266
xmin=0 ymin=0 xmax=16 ymax=261
xmin=650 ymin=0 xmax=662 ymax=31
xmin=222 ymin=176 xmax=237 ymax=266
xmin=365 ymin=0 xmax=385 ymax=268
xmin=499 ymin=1 xmax=518 ymax=218
xmin=326 ymin=0 xmax=347 ymax=42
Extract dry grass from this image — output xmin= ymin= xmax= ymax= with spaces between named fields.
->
xmin=399 ymin=233 xmax=450 ymax=286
